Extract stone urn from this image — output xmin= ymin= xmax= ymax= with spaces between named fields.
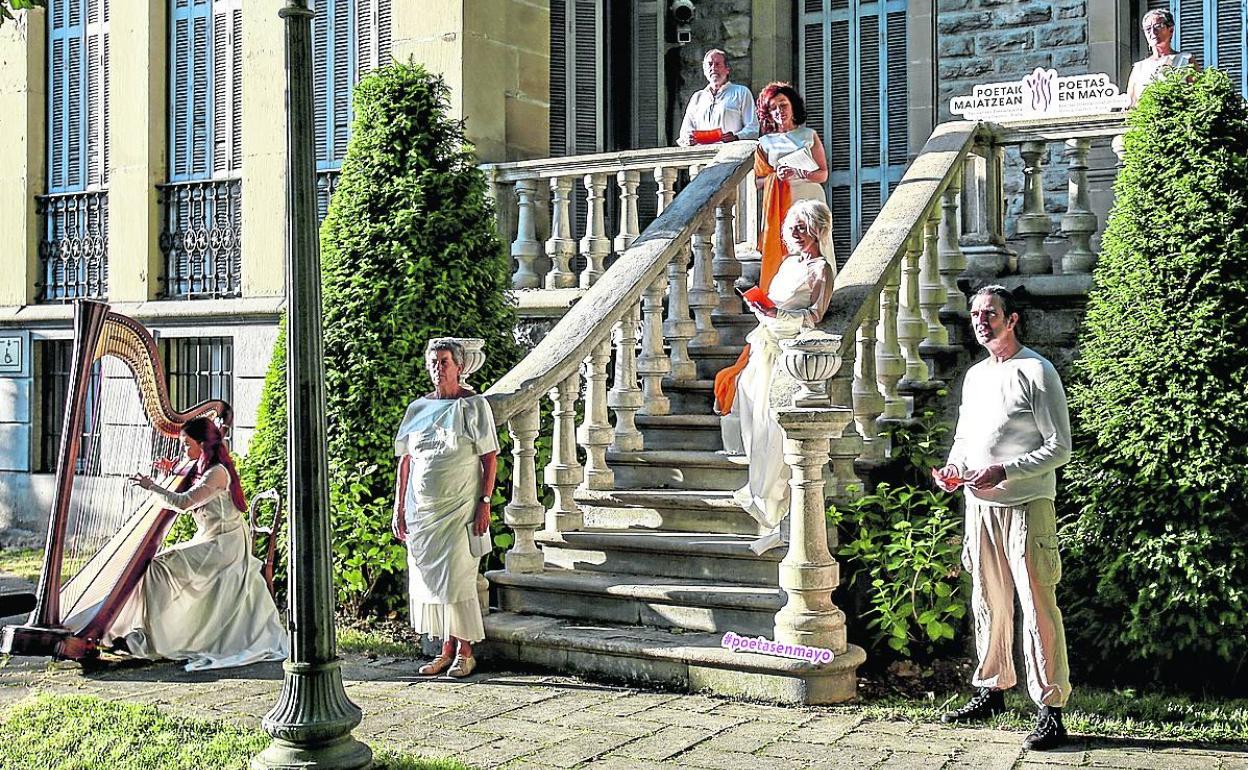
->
xmin=779 ymin=332 xmax=843 ymax=408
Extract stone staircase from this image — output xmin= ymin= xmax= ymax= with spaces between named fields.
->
xmin=480 ymin=291 xmax=864 ymax=703
xmin=478 ymin=114 xmax=1126 ymax=704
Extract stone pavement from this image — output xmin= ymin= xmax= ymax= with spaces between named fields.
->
xmin=0 ymin=653 xmax=1245 ymax=770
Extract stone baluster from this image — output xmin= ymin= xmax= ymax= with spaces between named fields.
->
xmin=614 ymin=169 xmax=641 ymax=255
xmin=608 ymin=302 xmax=645 ymax=451
xmin=827 ymin=349 xmax=865 ymax=501
xmin=876 ymin=263 xmax=908 ymax=423
xmin=637 ymin=271 xmax=672 ymax=415
xmin=963 ymin=144 xmax=1012 ymax=277
xmin=1017 ymin=141 xmax=1053 ymax=274
xmin=655 ymin=166 xmax=677 ymax=215
xmin=919 ymin=208 xmax=948 ymax=346
xmin=938 ymin=173 xmax=968 ymax=317
xmin=735 ymin=168 xmax=762 ymax=262
xmin=578 ymin=340 xmax=615 ymax=490
xmin=503 ymin=406 xmax=544 ymax=574
xmin=665 ymin=242 xmax=697 ymax=381
xmin=1061 ymin=137 xmax=1097 ymax=274
xmin=897 ymin=232 xmax=930 ymax=386
xmin=579 ymin=172 xmax=610 ymax=288
xmin=774 ymin=336 xmax=852 ymax=656
xmin=687 ymin=215 xmax=718 ymax=347
xmin=545 ymin=176 xmax=577 ymax=289
xmin=773 ymin=407 xmax=852 ymax=656
xmin=853 ymin=293 xmax=886 ymax=462
xmin=712 ymin=191 xmax=744 ymax=317
xmin=544 ymin=373 xmax=584 ymax=532
xmin=510 ymin=178 xmax=542 ymax=289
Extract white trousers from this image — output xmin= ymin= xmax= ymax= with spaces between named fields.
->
xmin=964 ymin=498 xmax=1071 ymax=707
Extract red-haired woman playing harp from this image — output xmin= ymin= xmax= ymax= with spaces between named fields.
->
xmin=113 ymin=417 xmax=287 ymax=671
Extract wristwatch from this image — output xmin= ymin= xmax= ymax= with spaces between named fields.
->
xmin=479 ymin=495 xmax=491 ymax=504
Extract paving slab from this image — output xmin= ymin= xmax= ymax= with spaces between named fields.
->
xmin=0 ymin=653 xmax=1245 ymax=770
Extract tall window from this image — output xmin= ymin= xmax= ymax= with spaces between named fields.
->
xmin=41 ymin=0 xmax=109 ymax=301
xmin=314 ymin=0 xmax=392 ymax=218
xmin=34 ymin=340 xmax=101 ymax=473
xmin=162 ymin=336 xmax=233 ymax=410
xmin=801 ymin=0 xmax=909 ymax=262
xmin=169 ymin=0 xmax=241 ymax=182
xmin=1149 ymin=0 xmax=1246 ymax=96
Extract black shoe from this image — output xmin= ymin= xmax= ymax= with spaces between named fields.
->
xmin=941 ymin=687 xmax=1006 ymax=723
xmin=1023 ymin=705 xmax=1068 ymax=750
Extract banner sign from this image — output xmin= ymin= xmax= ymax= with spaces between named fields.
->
xmin=950 ymin=68 xmax=1128 ymax=121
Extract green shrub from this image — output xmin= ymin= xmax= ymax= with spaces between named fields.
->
xmin=829 ymin=411 xmax=965 ymax=660
xmin=1060 ymin=67 xmax=1248 ymax=689
xmin=240 ymin=61 xmax=520 ymax=615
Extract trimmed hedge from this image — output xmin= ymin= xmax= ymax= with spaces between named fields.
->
xmin=239 ymin=62 xmax=519 ymax=614
xmin=1059 ymin=67 xmax=1248 ymax=689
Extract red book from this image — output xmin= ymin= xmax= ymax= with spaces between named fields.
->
xmin=740 ymin=285 xmax=775 ymax=311
xmin=691 ymin=128 xmax=724 ymax=145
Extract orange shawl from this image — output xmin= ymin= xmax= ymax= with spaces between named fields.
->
xmin=712 ymin=149 xmax=792 ymax=415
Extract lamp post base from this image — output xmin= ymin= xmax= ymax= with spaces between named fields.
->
xmin=252 ymin=659 xmax=372 ymax=770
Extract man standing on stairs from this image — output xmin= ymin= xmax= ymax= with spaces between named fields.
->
xmin=931 ymin=285 xmax=1073 ymax=752
xmin=676 ymin=49 xmax=759 ymax=146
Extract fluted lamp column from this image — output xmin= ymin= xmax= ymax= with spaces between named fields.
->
xmin=252 ymin=2 xmax=371 ymax=768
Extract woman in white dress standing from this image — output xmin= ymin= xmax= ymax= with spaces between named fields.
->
xmin=391 ymin=338 xmax=498 ymax=678
xmin=730 ymin=200 xmax=837 ymax=554
xmin=117 ymin=417 xmax=288 ymax=670
xmin=1126 ymin=9 xmax=1193 ymax=107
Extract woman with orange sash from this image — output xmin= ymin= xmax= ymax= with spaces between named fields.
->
xmin=728 ymin=200 xmax=836 ymax=554
xmin=715 ymin=83 xmax=830 ymax=442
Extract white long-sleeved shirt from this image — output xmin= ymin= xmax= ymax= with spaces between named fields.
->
xmin=677 ymin=82 xmax=759 ymax=146
xmin=946 ymin=346 xmax=1071 ymax=506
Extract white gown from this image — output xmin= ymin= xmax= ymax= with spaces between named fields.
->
xmin=106 ymin=465 xmax=289 ymax=671
xmin=394 ymin=395 xmax=498 ymax=644
xmin=730 ymin=252 xmax=834 ymax=529
xmin=758 ymin=126 xmax=827 ymax=205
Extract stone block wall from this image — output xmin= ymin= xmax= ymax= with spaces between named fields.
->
xmin=937 ymin=0 xmax=1090 ymax=123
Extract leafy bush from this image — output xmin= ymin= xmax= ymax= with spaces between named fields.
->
xmin=1060 ymin=67 xmax=1248 ymax=690
xmin=239 ymin=62 xmax=520 ymax=615
xmin=829 ymin=411 xmax=965 ymax=660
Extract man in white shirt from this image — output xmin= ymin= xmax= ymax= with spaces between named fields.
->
xmin=932 ymin=285 xmax=1072 ymax=752
xmin=676 ymin=49 xmax=759 ymax=146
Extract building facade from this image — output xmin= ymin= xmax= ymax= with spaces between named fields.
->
xmin=0 ymin=0 xmax=1243 ymax=538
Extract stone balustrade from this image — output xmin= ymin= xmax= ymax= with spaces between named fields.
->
xmin=481 ymin=144 xmax=761 ymax=292
xmin=483 ymin=142 xmax=758 ymax=572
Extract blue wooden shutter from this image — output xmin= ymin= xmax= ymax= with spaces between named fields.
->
xmin=170 ymin=0 xmax=213 ymax=181
xmin=85 ymin=0 xmax=108 ymax=188
xmin=801 ymin=0 xmax=908 ymax=265
xmin=48 ymin=0 xmax=87 ymax=193
xmin=549 ymin=0 xmax=567 ymax=156
xmin=1163 ymin=1 xmax=1248 ymax=97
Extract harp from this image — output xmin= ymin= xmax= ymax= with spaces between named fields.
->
xmin=1 ymin=301 xmax=231 ymax=660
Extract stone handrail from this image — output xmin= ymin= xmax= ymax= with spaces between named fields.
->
xmin=482 ymin=143 xmax=760 ymax=290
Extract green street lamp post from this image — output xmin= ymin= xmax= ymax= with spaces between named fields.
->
xmin=252 ymin=2 xmax=372 ymax=768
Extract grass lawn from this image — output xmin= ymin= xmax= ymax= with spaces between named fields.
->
xmin=0 ymin=694 xmax=474 ymax=770
xmin=0 ymin=547 xmax=42 ymax=584
xmin=860 ymin=686 xmax=1248 ymax=745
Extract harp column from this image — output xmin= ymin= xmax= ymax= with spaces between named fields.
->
xmin=252 ymin=2 xmax=372 ymax=769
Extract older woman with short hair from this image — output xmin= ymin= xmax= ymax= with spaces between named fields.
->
xmin=392 ymin=337 xmax=498 ymax=677
xmin=1127 ymin=9 xmax=1193 ymax=107
xmin=727 ymin=199 xmax=837 ymax=554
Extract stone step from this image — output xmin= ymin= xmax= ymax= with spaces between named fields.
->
xmin=577 ymin=488 xmax=762 ymax=536
xmin=635 ymin=413 xmax=723 ymax=452
xmin=706 ymin=314 xmax=755 ymax=348
xmin=488 ymin=567 xmax=783 ymax=636
xmin=606 ymin=448 xmax=747 ymax=490
xmin=480 ymin=613 xmax=866 ymax=705
xmin=688 ymin=343 xmax=747 ymax=380
xmin=536 ymin=529 xmax=781 ymax=587
xmin=654 ymin=378 xmax=716 ymax=416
